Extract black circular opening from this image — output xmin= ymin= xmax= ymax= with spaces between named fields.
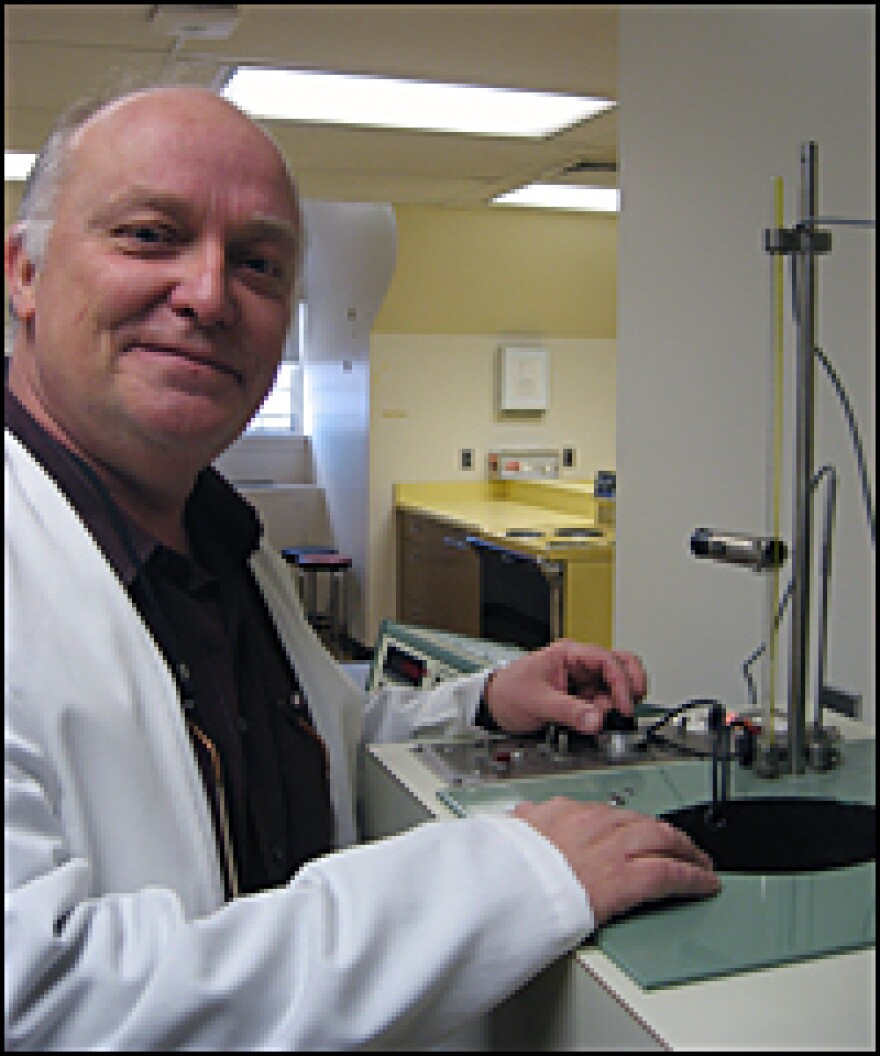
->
xmin=662 ymin=797 xmax=876 ymax=873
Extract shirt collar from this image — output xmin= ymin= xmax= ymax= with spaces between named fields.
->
xmin=5 ymin=386 xmax=263 ymax=583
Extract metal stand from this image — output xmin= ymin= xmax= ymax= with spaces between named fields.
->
xmin=764 ymin=141 xmax=834 ymax=774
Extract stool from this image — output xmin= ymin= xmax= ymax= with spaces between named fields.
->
xmin=291 ymin=552 xmax=353 ymax=652
xmin=280 ymin=545 xmax=338 ymax=563
xmin=281 ymin=545 xmax=337 ymax=631
xmin=280 ymin=547 xmax=336 ymax=601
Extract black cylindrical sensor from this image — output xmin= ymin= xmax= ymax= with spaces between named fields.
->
xmin=690 ymin=528 xmax=788 ymax=571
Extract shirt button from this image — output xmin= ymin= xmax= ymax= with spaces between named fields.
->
xmin=237 ymin=716 xmax=249 ymax=735
xmin=271 ymin=844 xmax=285 ymax=864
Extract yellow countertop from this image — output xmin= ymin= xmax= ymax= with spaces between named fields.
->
xmin=394 ymin=479 xmax=615 ymax=561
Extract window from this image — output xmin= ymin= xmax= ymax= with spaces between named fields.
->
xmin=246 ymin=301 xmax=306 ymax=435
xmin=247 ymin=361 xmax=301 ymax=434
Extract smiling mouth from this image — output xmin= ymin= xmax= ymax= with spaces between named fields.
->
xmin=128 ymin=343 xmax=244 ymax=384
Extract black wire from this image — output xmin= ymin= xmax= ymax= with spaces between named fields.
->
xmin=641 ymin=697 xmax=707 ymax=740
xmin=814 ymin=345 xmax=876 ymax=546
xmin=789 ymin=253 xmax=876 ymax=546
xmin=740 ymin=249 xmax=876 ymax=711
xmin=741 ymin=465 xmax=838 ymax=713
xmin=640 ymin=698 xmax=719 ymax=758
xmin=646 ymin=731 xmax=720 ymax=760
xmin=742 ymin=576 xmax=795 ymax=714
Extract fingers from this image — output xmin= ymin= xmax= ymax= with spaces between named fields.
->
xmin=533 ymin=685 xmax=608 ymax=734
xmin=482 ymin=640 xmax=649 ymax=736
xmin=611 ymin=649 xmax=648 ymax=703
xmin=616 ymin=812 xmax=715 ymax=873
xmin=605 ymin=854 xmax=721 ymax=924
xmin=514 ymin=800 xmax=705 ymax=865
xmin=513 ymin=798 xmax=720 ymax=928
xmin=562 ymin=642 xmax=647 ymax=720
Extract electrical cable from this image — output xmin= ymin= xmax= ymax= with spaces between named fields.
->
xmin=743 ymin=577 xmax=795 ymax=716
xmin=814 ymin=344 xmax=876 ymax=546
xmin=739 ymin=238 xmax=876 ymax=713
xmin=640 ymin=698 xmax=719 ymax=759
xmin=742 ymin=466 xmax=837 ymax=715
xmin=788 ymin=253 xmax=876 ymax=545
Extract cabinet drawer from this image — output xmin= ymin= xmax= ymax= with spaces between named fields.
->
xmin=400 ymin=564 xmax=480 ymax=636
xmin=397 ymin=510 xmax=480 ymax=636
xmin=400 ymin=511 xmax=471 ymax=547
xmin=401 ymin=550 xmax=479 ymax=602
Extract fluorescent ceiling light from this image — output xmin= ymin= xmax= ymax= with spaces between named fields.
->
xmin=491 ymin=183 xmax=620 ymax=212
xmin=5 ymin=151 xmax=37 ymax=182
xmin=223 ymin=67 xmax=614 ymax=138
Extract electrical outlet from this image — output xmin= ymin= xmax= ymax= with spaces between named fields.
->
xmin=562 ymin=447 xmax=575 ymax=468
xmin=460 ymin=448 xmax=474 ymax=471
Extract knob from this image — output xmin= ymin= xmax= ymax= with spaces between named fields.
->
xmin=602 ymin=708 xmax=637 ymax=733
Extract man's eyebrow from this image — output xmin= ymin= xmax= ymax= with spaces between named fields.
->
xmin=240 ymin=214 xmax=299 ymax=252
xmin=92 ymin=192 xmax=298 ymax=248
xmin=91 ymin=190 xmax=191 ymax=225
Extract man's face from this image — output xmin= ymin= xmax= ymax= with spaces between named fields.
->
xmin=10 ymin=90 xmax=300 ymax=474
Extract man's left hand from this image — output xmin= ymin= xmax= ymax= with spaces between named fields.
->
xmin=482 ymin=639 xmax=647 ymax=735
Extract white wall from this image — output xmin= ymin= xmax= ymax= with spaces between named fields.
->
xmin=301 ymin=201 xmax=397 ymax=643
xmin=214 ymin=434 xmax=314 ymax=486
xmin=235 ymin=484 xmax=331 ymax=554
xmin=214 ymin=435 xmax=332 ymax=553
xmin=618 ymin=7 xmax=875 ymax=722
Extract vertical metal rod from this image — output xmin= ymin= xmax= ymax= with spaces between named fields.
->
xmin=710 ymin=732 xmax=720 ymax=818
xmin=543 ymin=561 xmax=564 ymax=641
xmin=788 ymin=142 xmax=818 ymax=774
xmin=814 ymin=468 xmax=837 ymax=734
xmin=720 ymin=723 xmax=731 ymax=804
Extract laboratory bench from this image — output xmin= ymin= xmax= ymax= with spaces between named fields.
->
xmin=361 ymin=711 xmax=876 ymax=1051
xmin=395 ymin=480 xmax=615 ymax=649
xmin=394 ymin=478 xmax=615 ymax=537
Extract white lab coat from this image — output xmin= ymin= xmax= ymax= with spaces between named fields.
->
xmin=5 ymin=430 xmax=594 ymax=1051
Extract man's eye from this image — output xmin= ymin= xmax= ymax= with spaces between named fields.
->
xmin=114 ymin=224 xmax=174 ymax=245
xmin=242 ymin=254 xmax=283 ymax=279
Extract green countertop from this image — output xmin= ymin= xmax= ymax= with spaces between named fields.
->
xmin=440 ymin=738 xmax=876 ymax=990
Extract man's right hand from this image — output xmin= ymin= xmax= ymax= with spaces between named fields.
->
xmin=513 ymin=797 xmax=720 ymax=927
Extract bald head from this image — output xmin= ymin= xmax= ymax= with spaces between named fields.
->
xmin=71 ymin=86 xmax=290 ymax=176
xmin=16 ymin=84 xmax=301 ymax=281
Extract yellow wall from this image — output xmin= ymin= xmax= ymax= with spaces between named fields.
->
xmin=374 ymin=204 xmax=617 ymax=338
xmin=5 ymin=183 xmax=23 ymax=223
xmin=366 ymin=203 xmax=619 ymax=643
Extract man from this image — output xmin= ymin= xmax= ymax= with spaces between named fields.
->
xmin=4 ymin=85 xmax=718 ymax=1049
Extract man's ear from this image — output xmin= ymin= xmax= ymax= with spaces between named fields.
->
xmin=5 ymin=224 xmax=38 ymax=326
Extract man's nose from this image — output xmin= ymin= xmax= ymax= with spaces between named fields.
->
xmin=169 ymin=239 xmax=235 ymax=328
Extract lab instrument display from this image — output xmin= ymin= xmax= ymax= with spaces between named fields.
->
xmin=368 ymin=619 xmax=523 ymax=692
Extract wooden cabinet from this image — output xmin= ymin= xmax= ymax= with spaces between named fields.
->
xmin=396 ymin=510 xmax=480 ymax=637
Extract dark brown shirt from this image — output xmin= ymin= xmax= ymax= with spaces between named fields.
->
xmin=5 ymin=388 xmax=336 ymax=898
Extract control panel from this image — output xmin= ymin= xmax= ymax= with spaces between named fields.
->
xmin=412 ymin=713 xmax=714 ymax=785
xmin=488 ymin=448 xmax=560 ymax=481
xmin=372 ymin=640 xmax=475 ymax=690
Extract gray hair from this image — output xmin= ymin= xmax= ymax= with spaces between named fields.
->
xmin=15 ymin=95 xmax=103 ymax=269
xmin=13 ymin=72 xmax=304 ymax=297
